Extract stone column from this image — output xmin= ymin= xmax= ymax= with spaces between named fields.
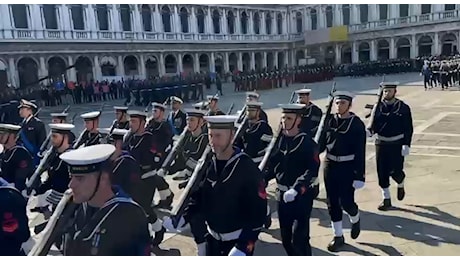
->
xmin=410 ymin=34 xmax=417 ymax=58
xmin=194 ymin=53 xmax=200 ymax=73
xmin=236 ymin=9 xmax=241 ymax=34
xmin=274 ymin=51 xmax=279 ymax=69
xmin=139 ymin=55 xmax=146 ymax=79
xmin=30 ymin=5 xmax=44 ymax=38
xmin=117 ymin=56 xmax=125 ymax=76
xmin=352 ymin=41 xmax=359 ymax=63
xmin=389 ymin=37 xmax=396 ymax=59
xmin=174 ymin=5 xmax=181 ymax=33
xmin=177 ymin=53 xmax=183 ymax=74
xmin=250 ymin=52 xmax=255 ymax=70
xmin=154 ymin=5 xmax=162 ymax=32
xmin=249 ymin=11 xmax=254 ymax=34
xmin=283 ymin=50 xmax=289 ymax=67
xmin=351 ymin=5 xmax=359 ymax=24
xmin=60 ymin=5 xmax=72 ymax=38
xmin=159 ymin=53 xmax=165 ymax=75
xmin=8 ymin=58 xmax=17 ymax=87
xmin=39 ymin=57 xmax=47 ymax=81
xmin=0 ymin=5 xmax=12 ymax=38
xmin=433 ymin=32 xmax=439 ymax=56
xmin=260 ymin=12 xmax=266 ymax=34
xmin=206 ymin=7 xmax=212 ymax=34
xmin=282 ymin=12 xmax=288 ymax=34
xmin=334 ymin=5 xmax=342 ymax=26
xmin=86 ymin=5 xmax=98 ymax=39
xmin=93 ymin=56 xmax=102 ymax=80
xmin=237 ymin=52 xmax=243 ymax=71
xmin=132 ymin=4 xmax=142 ymax=33
xmin=271 ymin=11 xmax=276 ymax=34
xmin=262 ymin=52 xmax=267 ymax=69
xmin=190 ymin=7 xmax=197 ymax=33
xmin=335 ymin=44 xmax=341 ymax=65
xmin=210 ymin=52 xmax=216 ymax=73
xmin=67 ymin=56 xmax=77 ymax=82
xmin=224 ymin=52 xmax=230 ymax=73
xmin=390 ymin=4 xmax=398 ymax=19
xmin=370 ymin=40 xmax=377 ymax=61
xmin=111 ymin=5 xmax=121 ymax=32
xmin=222 ymin=9 xmax=227 ymax=34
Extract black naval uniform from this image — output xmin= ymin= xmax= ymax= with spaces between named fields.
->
xmin=207 ymin=109 xmax=225 ymax=116
xmin=169 ymin=132 xmax=209 ymax=180
xmin=0 ymin=145 xmax=34 ymax=192
xmin=64 ymin=187 xmax=151 ymax=256
xmin=265 ymin=132 xmax=320 ymax=256
xmin=20 ymin=116 xmax=47 ymax=166
xmin=370 ymin=98 xmax=413 ymax=209
xmin=299 ymin=103 xmax=323 ymax=137
xmin=74 ymin=130 xmax=102 ymax=148
xmin=321 ymin=112 xmax=366 ymax=251
xmin=168 ymin=109 xmax=187 ymax=135
xmin=0 ymin=177 xmax=30 ymax=256
xmin=111 ymin=150 xmax=142 ymax=198
xmin=236 ymin=119 xmax=273 ymax=164
xmin=110 ymin=120 xmax=130 ymax=130
xmin=185 ymin=148 xmax=267 ymax=256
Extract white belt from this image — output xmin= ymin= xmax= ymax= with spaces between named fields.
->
xmin=207 ymin=227 xmax=242 ymax=241
xmin=326 ymin=154 xmax=355 ymax=162
xmin=376 ymin=134 xmax=404 ymax=142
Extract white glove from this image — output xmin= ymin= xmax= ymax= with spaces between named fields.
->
xmin=162 ymin=216 xmax=187 ymax=232
xmin=283 ymin=189 xmax=298 ymax=203
xmin=157 ymin=169 xmax=166 ymax=177
xmin=175 ymin=169 xmax=191 ymax=178
xmin=352 ymin=180 xmax=365 ymax=190
xmin=366 ymin=129 xmax=373 ymax=137
xmin=141 ymin=170 xmax=157 ymax=179
xmin=228 ymin=247 xmax=246 ymax=256
xmin=197 ymin=242 xmax=206 ymax=256
xmin=401 ymin=145 xmax=410 ymax=156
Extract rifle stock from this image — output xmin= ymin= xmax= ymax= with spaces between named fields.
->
xmin=314 ymin=82 xmax=337 ymax=149
xmin=365 ymin=76 xmax=386 ymax=131
xmin=160 ymin=127 xmax=189 ymax=174
xmin=25 ymin=147 xmax=54 ymax=194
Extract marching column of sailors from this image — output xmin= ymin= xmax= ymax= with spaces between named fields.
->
xmin=0 ymin=78 xmax=413 ymax=256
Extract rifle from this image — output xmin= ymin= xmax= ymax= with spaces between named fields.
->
xmin=226 ymin=102 xmax=234 ymax=115
xmin=25 ymin=146 xmax=55 ymax=195
xmin=73 ymin=103 xmax=105 ymax=149
xmin=314 ymin=82 xmax=337 ymax=151
xmin=158 ymin=127 xmax=189 ymax=175
xmin=38 ymin=105 xmax=71 ymax=155
xmin=170 ymin=145 xmax=212 ymax=228
xmin=365 ymin=76 xmax=386 ymax=122
xmin=28 ymin=189 xmax=77 ymax=256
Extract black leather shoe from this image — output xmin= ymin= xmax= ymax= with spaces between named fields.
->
xmin=378 ymin=199 xmax=392 ymax=211
xmin=154 ymin=193 xmax=174 ymax=209
xmin=264 ymin=213 xmax=272 ymax=229
xmin=327 ymin=236 xmax=345 ymax=252
xmin=350 ymin=220 xmax=361 ymax=239
xmin=397 ymin=187 xmax=405 ymax=201
xmin=152 ymin=227 xmax=166 ymax=246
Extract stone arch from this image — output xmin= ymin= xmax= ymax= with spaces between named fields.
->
xmin=179 ymin=7 xmax=189 ymax=33
xmin=199 ymin=54 xmax=209 ymax=72
xmin=242 ymin=52 xmax=251 ymax=72
xmin=0 ymin=59 xmax=8 ymax=89
xmin=164 ymin=54 xmax=177 ymax=74
xmin=266 ymin=52 xmax=274 ymax=70
xmin=441 ymin=33 xmax=457 ymax=56
xmin=254 ymin=52 xmax=263 ymax=71
xmin=358 ymin=42 xmax=370 ymax=62
xmin=123 ymin=55 xmax=139 ymax=76
xmin=100 ymin=56 xmax=117 ymax=77
xmin=295 ymin=50 xmax=305 ymax=65
xmin=377 ymin=39 xmax=390 ymax=60
xmin=277 ymin=52 xmax=285 ymax=69
xmin=145 ymin=55 xmax=159 ymax=79
xmin=214 ymin=53 xmax=224 ymax=74
xmin=418 ymin=35 xmax=433 ymax=57
xmin=324 ymin=46 xmax=335 ymax=65
xmin=75 ymin=56 xmax=93 ymax=82
xmin=341 ymin=44 xmax=352 ymax=64
xmin=17 ymin=57 xmax=39 ymax=89
xmin=212 ymin=9 xmax=221 ymax=34
xmin=229 ymin=52 xmax=238 ymax=73
xmin=47 ymin=56 xmax=67 ymax=84
xmin=396 ymin=37 xmax=411 ymax=59
xmin=182 ymin=54 xmax=194 ymax=74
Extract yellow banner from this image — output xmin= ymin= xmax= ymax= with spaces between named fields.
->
xmin=329 ymin=26 xmax=348 ymax=42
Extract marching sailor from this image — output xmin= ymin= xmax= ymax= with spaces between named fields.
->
xmin=0 ymin=144 xmax=31 ymax=256
xmin=101 ymin=128 xmax=166 ymax=246
xmin=61 ymin=144 xmax=152 ymax=256
xmin=163 ymin=115 xmax=267 ymax=256
xmin=264 ymin=104 xmax=320 ymax=256
xmin=18 ymin=99 xmax=46 ymax=166
xmin=50 ymin=112 xmax=76 ymax=144
xmin=167 ymin=109 xmax=209 ymax=182
xmin=295 ymin=89 xmax=323 ymax=137
xmin=368 ymin=82 xmax=413 ymax=211
xmin=235 ymin=101 xmax=273 ymax=164
xmin=167 ymin=96 xmax=187 ymax=136
xmin=245 ymin=92 xmax=268 ymax=122
xmin=206 ymin=95 xmax=225 ymax=116
xmin=34 ymin=124 xmax=74 ymax=209
xmin=320 ymin=91 xmax=366 ymax=252
xmin=74 ymin=111 xmax=102 ymax=148
xmin=0 ymin=124 xmax=34 ymax=193
xmin=145 ymin=103 xmax=175 ymax=209
xmin=111 ymin=106 xmax=130 ymax=130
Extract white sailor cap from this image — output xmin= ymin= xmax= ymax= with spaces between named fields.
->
xmin=9 ymin=100 xmax=19 ymax=104
xmin=333 ymin=91 xmax=355 ymax=102
xmin=294 ymin=88 xmax=312 ymax=95
xmin=203 ymin=115 xmax=238 ymax=129
xmin=127 ymin=110 xmax=148 ymax=118
xmin=0 ymin=144 xmax=3 ymax=154
xmin=98 ymin=128 xmax=129 ymax=140
xmin=380 ymin=82 xmax=399 ymax=89
xmin=49 ymin=123 xmax=75 ymax=134
xmin=185 ymin=109 xmax=206 ymax=118
xmin=50 ymin=112 xmax=69 ymax=118
xmin=0 ymin=123 xmax=21 ymax=133
xmin=113 ymin=106 xmax=129 ymax=111
xmin=207 ymin=95 xmax=220 ymax=101
xmin=193 ymin=101 xmax=209 ymax=109
xmin=246 ymin=101 xmax=263 ymax=109
xmin=60 ymin=144 xmax=116 ymax=175
xmin=18 ymin=99 xmax=37 ymax=109
xmin=152 ymin=102 xmax=167 ymax=110
xmin=80 ymin=111 xmax=101 ymax=120
xmin=170 ymin=96 xmax=183 ymax=104
xmin=246 ymin=92 xmax=260 ymax=99
xmin=279 ymin=103 xmax=306 ymax=114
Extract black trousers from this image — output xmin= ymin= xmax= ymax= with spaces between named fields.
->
xmin=278 ymin=191 xmax=314 ymax=256
xmin=205 ymin=235 xmax=254 ymax=256
xmin=324 ymin=161 xmax=358 ymax=222
xmin=375 ymin=144 xmax=406 ymax=189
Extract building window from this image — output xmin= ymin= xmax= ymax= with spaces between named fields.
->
xmin=342 ymin=4 xmax=350 ymax=25
xmin=43 ymin=4 xmax=58 ymax=30
xmin=399 ymin=4 xmax=409 ymax=17
xmin=11 ymin=4 xmax=29 ymax=29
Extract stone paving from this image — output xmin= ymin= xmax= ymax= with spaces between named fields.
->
xmin=26 ymin=73 xmax=460 ymax=256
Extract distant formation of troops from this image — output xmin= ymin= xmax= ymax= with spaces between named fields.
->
xmin=420 ymin=56 xmax=460 ymax=90
xmin=1 ymin=70 xmax=414 ymax=256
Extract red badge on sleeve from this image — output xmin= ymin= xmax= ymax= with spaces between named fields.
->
xmin=19 ymin=160 xmax=28 ymax=168
xmin=246 ymin=241 xmax=255 ymax=254
xmin=258 ymin=181 xmax=268 ymax=200
xmin=2 ymin=212 xmax=19 ymax=233
xmin=313 ymin=150 xmax=320 ymax=164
